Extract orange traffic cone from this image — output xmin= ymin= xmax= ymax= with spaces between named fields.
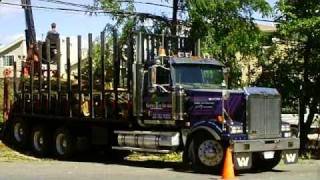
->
xmin=221 ymin=147 xmax=237 ymax=180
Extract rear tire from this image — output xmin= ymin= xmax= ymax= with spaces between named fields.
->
xmin=191 ymin=132 xmax=224 ymax=172
xmin=12 ymin=119 xmax=29 ymax=149
xmin=31 ymin=125 xmax=51 ymax=157
xmin=252 ymin=151 xmax=282 ymax=171
xmin=53 ymin=128 xmax=75 ymax=159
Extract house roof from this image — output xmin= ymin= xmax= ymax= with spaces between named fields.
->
xmin=0 ymin=36 xmax=25 ymax=55
xmin=257 ymin=24 xmax=276 ymax=33
xmin=170 ymin=57 xmax=224 ymax=66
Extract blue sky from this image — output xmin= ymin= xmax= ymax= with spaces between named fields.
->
xmin=0 ymin=0 xmax=277 ymax=47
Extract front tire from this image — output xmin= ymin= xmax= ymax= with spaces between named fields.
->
xmin=53 ymin=128 xmax=75 ymax=159
xmin=252 ymin=151 xmax=282 ymax=171
xmin=191 ymin=132 xmax=224 ymax=172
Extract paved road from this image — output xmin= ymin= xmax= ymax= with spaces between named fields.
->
xmin=0 ymin=159 xmax=319 ymax=180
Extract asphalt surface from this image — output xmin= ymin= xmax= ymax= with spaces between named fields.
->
xmin=0 ymin=159 xmax=319 ymax=180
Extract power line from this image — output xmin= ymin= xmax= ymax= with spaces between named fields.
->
xmin=1 ymin=1 xmax=91 ymax=13
xmin=37 ymin=0 xmax=174 ymax=9
xmin=117 ymin=0 xmax=173 ymax=9
xmin=0 ymin=1 xmax=275 ymax=24
xmin=38 ymin=0 xmax=276 ymax=23
xmin=37 ymin=0 xmax=93 ymax=9
xmin=36 ymin=0 xmax=274 ymax=23
xmin=0 ymin=1 xmax=172 ymax=22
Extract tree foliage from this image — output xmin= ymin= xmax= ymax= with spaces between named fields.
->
xmin=93 ymin=0 xmax=273 ymax=88
xmin=278 ymin=0 xmax=320 ymax=151
xmin=254 ymin=0 xmax=320 ymax=152
xmin=187 ymin=0 xmax=272 ymax=87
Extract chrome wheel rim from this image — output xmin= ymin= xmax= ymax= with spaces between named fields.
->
xmin=56 ymin=133 xmax=67 ymax=155
xmin=198 ymin=140 xmax=224 ymax=167
xmin=14 ymin=123 xmax=24 ymax=142
xmin=33 ymin=131 xmax=44 ymax=152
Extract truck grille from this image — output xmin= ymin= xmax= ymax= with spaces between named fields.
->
xmin=247 ymin=92 xmax=281 ymax=139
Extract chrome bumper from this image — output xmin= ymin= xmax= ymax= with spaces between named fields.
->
xmin=232 ymin=137 xmax=300 ymax=153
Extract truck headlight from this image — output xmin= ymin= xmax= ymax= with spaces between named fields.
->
xmin=282 ymin=132 xmax=292 ymax=138
xmin=281 ymin=124 xmax=290 ymax=132
xmin=230 ymin=125 xmax=243 ymax=134
xmin=281 ymin=123 xmax=292 ymax=137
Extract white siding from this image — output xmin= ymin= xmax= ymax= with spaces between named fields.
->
xmin=0 ymin=40 xmax=26 ymax=78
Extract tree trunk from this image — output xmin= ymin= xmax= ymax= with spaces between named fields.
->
xmin=300 ymin=100 xmax=316 ymax=154
xmin=299 ymin=40 xmax=311 ymax=153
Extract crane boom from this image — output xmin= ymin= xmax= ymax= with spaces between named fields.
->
xmin=21 ymin=0 xmax=36 ymax=48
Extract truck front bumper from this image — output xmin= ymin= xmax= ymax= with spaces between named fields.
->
xmin=230 ymin=138 xmax=300 ymax=170
xmin=231 ymin=137 xmax=300 ymax=153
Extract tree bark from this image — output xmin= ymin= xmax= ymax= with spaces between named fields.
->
xmin=299 ymin=40 xmax=312 ymax=153
xmin=300 ymin=100 xmax=316 ymax=154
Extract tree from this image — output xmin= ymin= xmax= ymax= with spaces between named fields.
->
xmin=81 ymin=37 xmax=113 ymax=84
xmin=186 ymin=0 xmax=272 ymax=88
xmin=92 ymin=0 xmax=275 ymax=89
xmin=254 ymin=41 xmax=302 ymax=113
xmin=275 ymin=0 xmax=320 ymax=152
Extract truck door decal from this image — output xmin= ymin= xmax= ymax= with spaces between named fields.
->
xmin=144 ymin=94 xmax=172 ymax=120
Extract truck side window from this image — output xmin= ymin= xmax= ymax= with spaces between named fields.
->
xmin=156 ymin=66 xmax=170 ymax=85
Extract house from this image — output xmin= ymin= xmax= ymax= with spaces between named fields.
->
xmin=59 ymin=36 xmax=88 ymax=79
xmin=237 ymin=23 xmax=277 ymax=86
xmin=0 ymin=35 xmax=87 ymax=79
xmin=0 ymin=36 xmax=26 ymax=78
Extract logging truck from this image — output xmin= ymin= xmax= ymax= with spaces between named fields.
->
xmin=1 ymin=28 xmax=300 ymax=171
xmin=1 ymin=0 xmax=300 ymax=172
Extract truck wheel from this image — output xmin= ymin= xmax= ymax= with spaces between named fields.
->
xmin=53 ymin=128 xmax=75 ymax=159
xmin=182 ymin=140 xmax=194 ymax=167
xmin=31 ymin=126 xmax=51 ymax=157
xmin=252 ymin=151 xmax=282 ymax=171
xmin=12 ymin=119 xmax=29 ymax=148
xmin=192 ymin=132 xmax=224 ymax=172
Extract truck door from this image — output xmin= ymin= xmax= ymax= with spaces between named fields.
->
xmin=143 ymin=65 xmax=173 ymax=123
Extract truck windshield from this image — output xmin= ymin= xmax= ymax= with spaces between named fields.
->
xmin=173 ymin=64 xmax=224 ymax=89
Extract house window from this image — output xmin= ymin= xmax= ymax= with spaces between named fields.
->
xmin=2 ymin=55 xmax=14 ymax=66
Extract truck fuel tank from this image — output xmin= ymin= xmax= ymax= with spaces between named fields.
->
xmin=114 ymin=131 xmax=180 ymax=151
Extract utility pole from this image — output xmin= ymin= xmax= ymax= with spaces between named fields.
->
xmin=171 ymin=0 xmax=179 ymax=36
xmin=21 ymin=0 xmax=36 ymax=49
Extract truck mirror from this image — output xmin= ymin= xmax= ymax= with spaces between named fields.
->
xmin=148 ymin=65 xmax=170 ymax=93
xmin=223 ymin=67 xmax=230 ymax=88
xmin=148 ymin=66 xmax=157 ymax=92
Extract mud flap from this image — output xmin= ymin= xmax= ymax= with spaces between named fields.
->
xmin=282 ymin=150 xmax=298 ymax=164
xmin=233 ymin=152 xmax=252 ymax=170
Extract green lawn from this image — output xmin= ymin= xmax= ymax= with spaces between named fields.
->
xmin=0 ymin=141 xmax=41 ymax=162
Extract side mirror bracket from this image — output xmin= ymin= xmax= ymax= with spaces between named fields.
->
xmin=223 ymin=67 xmax=230 ymax=89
